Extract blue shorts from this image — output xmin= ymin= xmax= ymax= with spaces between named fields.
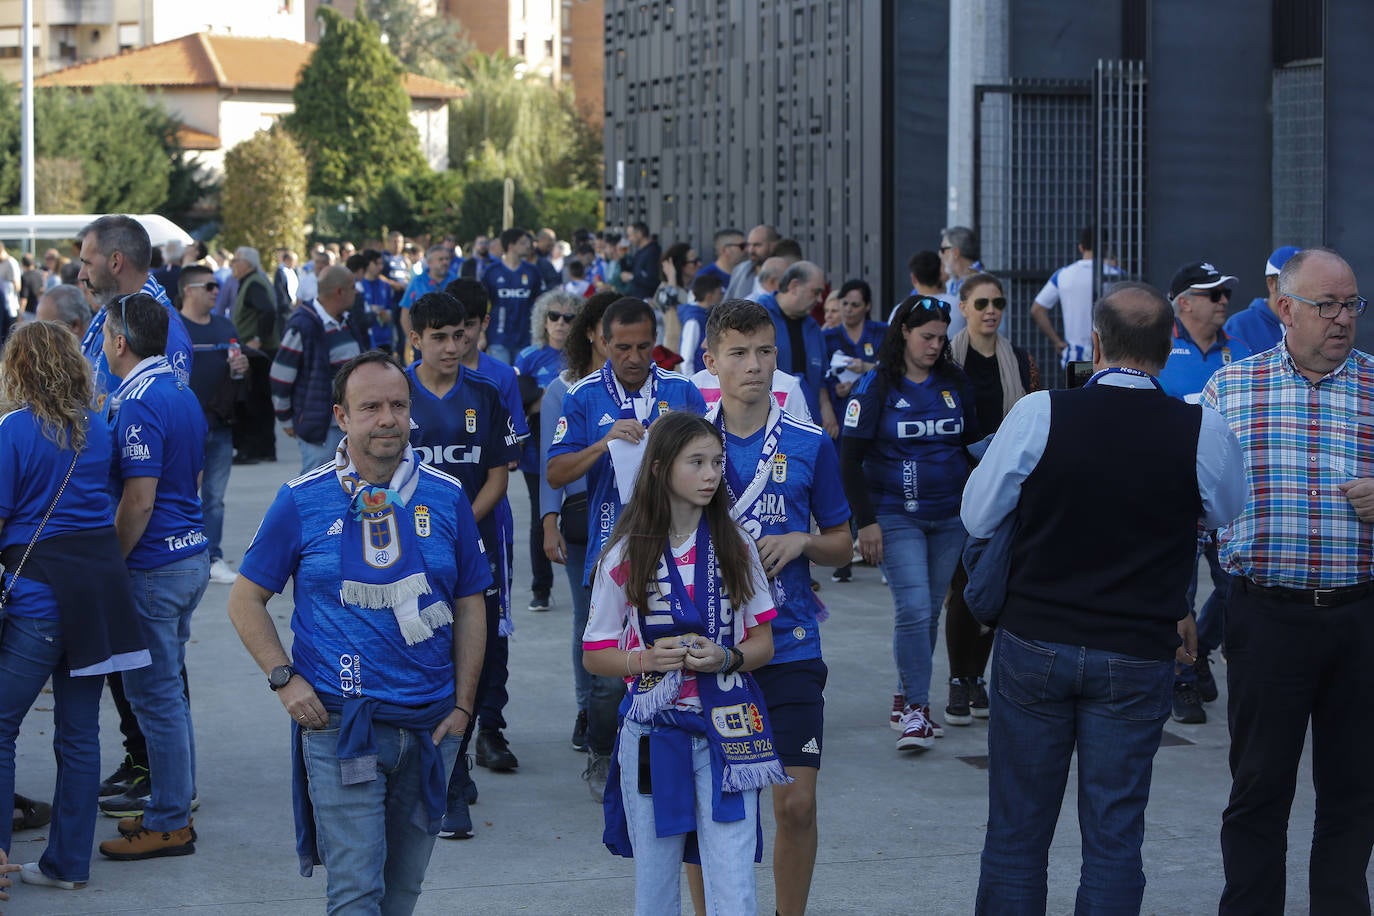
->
xmin=753 ymin=658 xmax=827 ymax=770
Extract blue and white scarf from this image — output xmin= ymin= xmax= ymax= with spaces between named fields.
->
xmin=334 ymin=442 xmax=451 ymax=646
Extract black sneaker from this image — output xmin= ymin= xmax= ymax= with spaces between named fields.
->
xmin=571 ymin=710 xmax=589 ymax=752
xmin=438 ymin=797 xmax=474 ymax=840
xmin=830 ymin=565 xmax=852 ymax=583
xmin=527 ymin=592 xmax=551 ymax=612
xmin=475 ymin=729 xmax=519 ymax=771
xmin=970 ymin=677 xmax=990 ymax=719
xmin=99 ymin=774 xmax=151 ymax=818
xmin=1172 ymin=681 xmax=1206 ymax=724
xmin=99 ymin=755 xmax=144 ymax=798
xmin=1195 ymin=655 xmax=1219 ymax=703
xmin=945 ymin=678 xmax=972 ymax=726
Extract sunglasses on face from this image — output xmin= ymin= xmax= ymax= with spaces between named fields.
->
xmin=971 ymin=296 xmax=1006 ymax=311
xmin=186 ymin=282 xmax=219 ymax=292
xmin=1188 ymin=287 xmax=1231 ymax=303
xmin=547 ymin=311 xmax=576 ymax=323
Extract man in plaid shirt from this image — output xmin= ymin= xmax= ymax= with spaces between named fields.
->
xmin=1202 ymin=248 xmax=1374 ymax=915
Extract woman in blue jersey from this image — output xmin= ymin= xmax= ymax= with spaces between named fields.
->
xmin=841 ymin=296 xmax=979 ymax=752
xmin=0 ymin=322 xmax=146 ymax=896
xmin=515 ymin=289 xmax=584 ymax=613
xmin=583 ymin=411 xmax=784 ymax=915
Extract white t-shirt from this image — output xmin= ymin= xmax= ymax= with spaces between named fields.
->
xmin=1034 ymin=258 xmax=1096 ymax=356
xmin=690 ymin=368 xmax=813 ymax=423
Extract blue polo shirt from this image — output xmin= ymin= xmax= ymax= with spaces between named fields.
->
xmin=719 ymin=410 xmax=849 ymax=664
xmin=1158 ymin=321 xmax=1253 ymax=404
xmin=1222 ymin=297 xmax=1283 ymax=356
xmin=481 ymin=260 xmax=545 ymax=356
xmin=842 ymin=369 xmax=977 ymax=520
xmin=238 ymin=462 xmax=491 ymax=705
xmin=107 ymin=358 xmax=208 ymax=570
xmin=760 ymin=293 xmax=827 ymax=420
xmin=547 ymin=364 xmax=706 ymax=584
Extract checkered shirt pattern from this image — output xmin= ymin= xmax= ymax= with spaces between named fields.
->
xmin=1202 ymin=342 xmax=1374 ymax=589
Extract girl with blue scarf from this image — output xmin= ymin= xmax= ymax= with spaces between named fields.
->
xmin=583 ymin=411 xmax=788 ymax=915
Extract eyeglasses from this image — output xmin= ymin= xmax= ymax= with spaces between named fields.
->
xmin=723 ymin=242 xmax=745 ymax=249
xmin=547 ymin=311 xmax=577 ymax=323
xmin=972 ymin=296 xmax=1006 ymax=311
xmin=685 ymin=257 xmax=701 ymax=265
xmin=185 ymin=282 xmax=219 ymax=292
xmin=1287 ymin=293 xmax=1369 ymax=319
xmin=1187 ymin=287 xmax=1231 ymax=303
xmin=938 ymin=245 xmax=952 ymax=254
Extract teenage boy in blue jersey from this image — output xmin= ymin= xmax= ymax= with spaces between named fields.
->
xmin=702 ymin=299 xmax=852 ymax=916
xmin=481 ymin=228 xmax=545 ymax=364
xmin=97 ymin=294 xmax=209 ymax=861
xmin=440 ymin=278 xmax=530 ymax=774
xmin=546 ymin=297 xmax=707 ymax=796
xmin=405 ymin=292 xmax=521 ymax=838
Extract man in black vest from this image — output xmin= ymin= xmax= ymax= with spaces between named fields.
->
xmin=960 ymin=282 xmax=1246 ymax=914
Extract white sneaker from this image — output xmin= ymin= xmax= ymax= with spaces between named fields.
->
xmin=209 ymin=559 xmax=238 ymax=585
xmin=21 ymin=861 xmax=85 ymax=890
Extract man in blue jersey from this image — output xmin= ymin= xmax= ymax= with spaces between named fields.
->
xmin=1223 ymin=245 xmax=1299 ymax=355
xmin=482 ymin=228 xmax=545 ymax=364
xmin=77 ymin=215 xmax=194 ymax=404
xmin=404 ymin=292 xmax=520 ymax=837
xmin=1159 ymin=260 xmax=1251 ymax=725
xmin=228 ymin=351 xmax=489 ymax=912
xmin=546 ymin=296 xmax=707 ymax=797
xmin=702 ymin=299 xmax=851 ymax=916
xmin=96 ymin=294 xmax=210 ymax=861
xmin=398 ymin=246 xmax=453 ymax=358
xmin=441 ymin=278 xmax=531 ymax=774
xmin=759 ymin=261 xmax=836 ymax=435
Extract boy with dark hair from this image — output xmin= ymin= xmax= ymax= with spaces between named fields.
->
xmin=676 ymin=272 xmax=726 ymax=375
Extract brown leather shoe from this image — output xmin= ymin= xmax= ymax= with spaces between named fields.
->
xmin=118 ymin=815 xmax=197 ymax=841
xmin=99 ymin=822 xmax=196 ymax=860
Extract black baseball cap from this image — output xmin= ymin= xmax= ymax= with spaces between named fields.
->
xmin=1169 ymin=261 xmax=1238 ymax=300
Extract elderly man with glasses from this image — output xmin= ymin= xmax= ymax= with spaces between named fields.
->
xmin=1204 ymin=248 xmax=1374 ymax=915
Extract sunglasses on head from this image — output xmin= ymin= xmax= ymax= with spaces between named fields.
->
xmin=547 ymin=311 xmax=576 ymax=323
xmin=971 ymin=296 xmax=1006 ymax=311
xmin=1188 ymin=287 xmax=1230 ymax=303
xmin=906 ymin=296 xmax=951 ymax=323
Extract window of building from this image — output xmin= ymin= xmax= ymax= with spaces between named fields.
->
xmin=545 ymin=37 xmax=554 ymax=58
xmin=516 ymin=37 xmax=526 ymax=56
xmin=118 ymin=22 xmax=139 ymax=52
xmin=0 ymin=26 xmax=38 ymax=59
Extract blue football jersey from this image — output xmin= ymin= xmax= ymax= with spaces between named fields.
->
xmin=481 ymin=261 xmax=545 ymax=355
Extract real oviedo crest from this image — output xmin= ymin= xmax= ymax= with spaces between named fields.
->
xmin=465 ymin=407 xmax=477 ymax=434
xmin=359 ymin=490 xmax=400 ymax=569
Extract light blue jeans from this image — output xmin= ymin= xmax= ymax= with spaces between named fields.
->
xmin=618 ymin=717 xmax=758 ymax=916
xmin=878 ymin=513 xmax=967 ymax=706
xmin=565 ymin=539 xmax=592 ymax=710
xmin=299 ymin=425 xmax=342 ymax=475
xmin=0 ymin=615 xmax=104 ymax=882
xmin=122 ymin=551 xmax=210 ymax=831
xmin=200 ymin=425 xmax=233 ymax=560
xmin=303 ymin=717 xmax=462 ymax=916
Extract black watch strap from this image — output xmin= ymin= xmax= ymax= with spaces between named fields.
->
xmin=268 ymin=664 xmax=297 ymax=691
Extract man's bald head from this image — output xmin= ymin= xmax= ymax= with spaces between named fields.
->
xmin=1093 ymin=282 xmax=1175 ymax=374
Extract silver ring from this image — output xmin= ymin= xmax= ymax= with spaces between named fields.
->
xmin=298 ymin=714 xmax=306 ymax=720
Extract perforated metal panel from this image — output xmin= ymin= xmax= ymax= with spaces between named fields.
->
xmin=602 ymin=0 xmax=883 ymax=287
xmin=1272 ymin=62 xmax=1325 ymax=248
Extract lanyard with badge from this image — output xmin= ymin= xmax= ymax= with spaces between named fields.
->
xmin=1083 ymin=367 xmax=1163 ymax=390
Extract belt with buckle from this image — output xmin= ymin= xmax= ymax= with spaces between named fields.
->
xmin=1243 ymin=579 xmax=1374 ymax=608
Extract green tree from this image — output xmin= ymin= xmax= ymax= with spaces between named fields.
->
xmin=221 ymin=129 xmax=308 ymax=259
xmin=355 ymin=168 xmax=464 ymax=240
xmin=454 ymin=178 xmax=539 ymax=242
xmin=160 ymin=150 xmax=221 ymax=232
xmin=0 ymin=83 xmax=18 ymax=211
xmin=34 ymin=157 xmax=85 ymax=213
xmin=286 ymin=7 xmax=426 ymax=202
xmin=449 ymin=52 xmax=602 ymax=193
xmin=537 ymin=188 xmax=602 ymax=240
xmin=362 ymin=0 xmax=470 ymax=82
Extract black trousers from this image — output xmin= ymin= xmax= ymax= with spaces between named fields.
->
xmin=945 ymin=558 xmax=994 ymax=681
xmin=233 ymin=350 xmax=277 ymax=460
xmin=522 ymin=471 xmax=553 ymax=597
xmin=1220 ymin=579 xmax=1374 ymax=915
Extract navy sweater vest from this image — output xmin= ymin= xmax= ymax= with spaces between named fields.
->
xmin=1001 ymin=385 xmax=1202 ymax=661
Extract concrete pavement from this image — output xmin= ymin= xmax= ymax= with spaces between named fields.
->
xmin=8 ymin=434 xmax=1360 ymax=914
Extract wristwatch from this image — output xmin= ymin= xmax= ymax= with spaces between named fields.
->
xmin=268 ymin=664 xmax=297 ymax=691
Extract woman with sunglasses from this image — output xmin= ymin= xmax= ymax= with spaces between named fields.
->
xmin=841 ymin=295 xmax=980 ymax=752
xmin=515 ymin=290 xmax=585 ymax=614
xmin=942 ymin=272 xmax=1039 ymax=725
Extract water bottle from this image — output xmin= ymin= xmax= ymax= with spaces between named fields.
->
xmin=228 ymin=338 xmax=245 ymax=379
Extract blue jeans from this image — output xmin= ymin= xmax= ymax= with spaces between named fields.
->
xmin=122 ymin=551 xmax=210 ymax=831
xmin=1178 ymin=541 xmax=1229 ymax=684
xmin=565 ymin=539 xmax=592 ymax=710
xmin=618 ymin=718 xmax=759 ymax=915
xmin=0 ymin=615 xmax=104 ymax=882
xmin=200 ymin=425 xmax=233 ymax=561
xmin=299 ymin=424 xmax=342 ymax=475
xmin=303 ymin=717 xmax=461 ymax=915
xmin=877 ymin=513 xmax=966 ymax=705
xmin=977 ymin=630 xmax=1173 ymax=915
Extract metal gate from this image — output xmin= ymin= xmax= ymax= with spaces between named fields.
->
xmin=974 ymin=60 xmax=1148 ymax=387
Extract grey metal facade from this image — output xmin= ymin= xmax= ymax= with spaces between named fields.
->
xmin=602 ymin=0 xmax=884 ymax=293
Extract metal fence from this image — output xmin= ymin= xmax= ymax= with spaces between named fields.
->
xmin=973 ymin=60 xmax=1148 ymax=387
xmin=1271 ymin=61 xmax=1325 ymax=248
